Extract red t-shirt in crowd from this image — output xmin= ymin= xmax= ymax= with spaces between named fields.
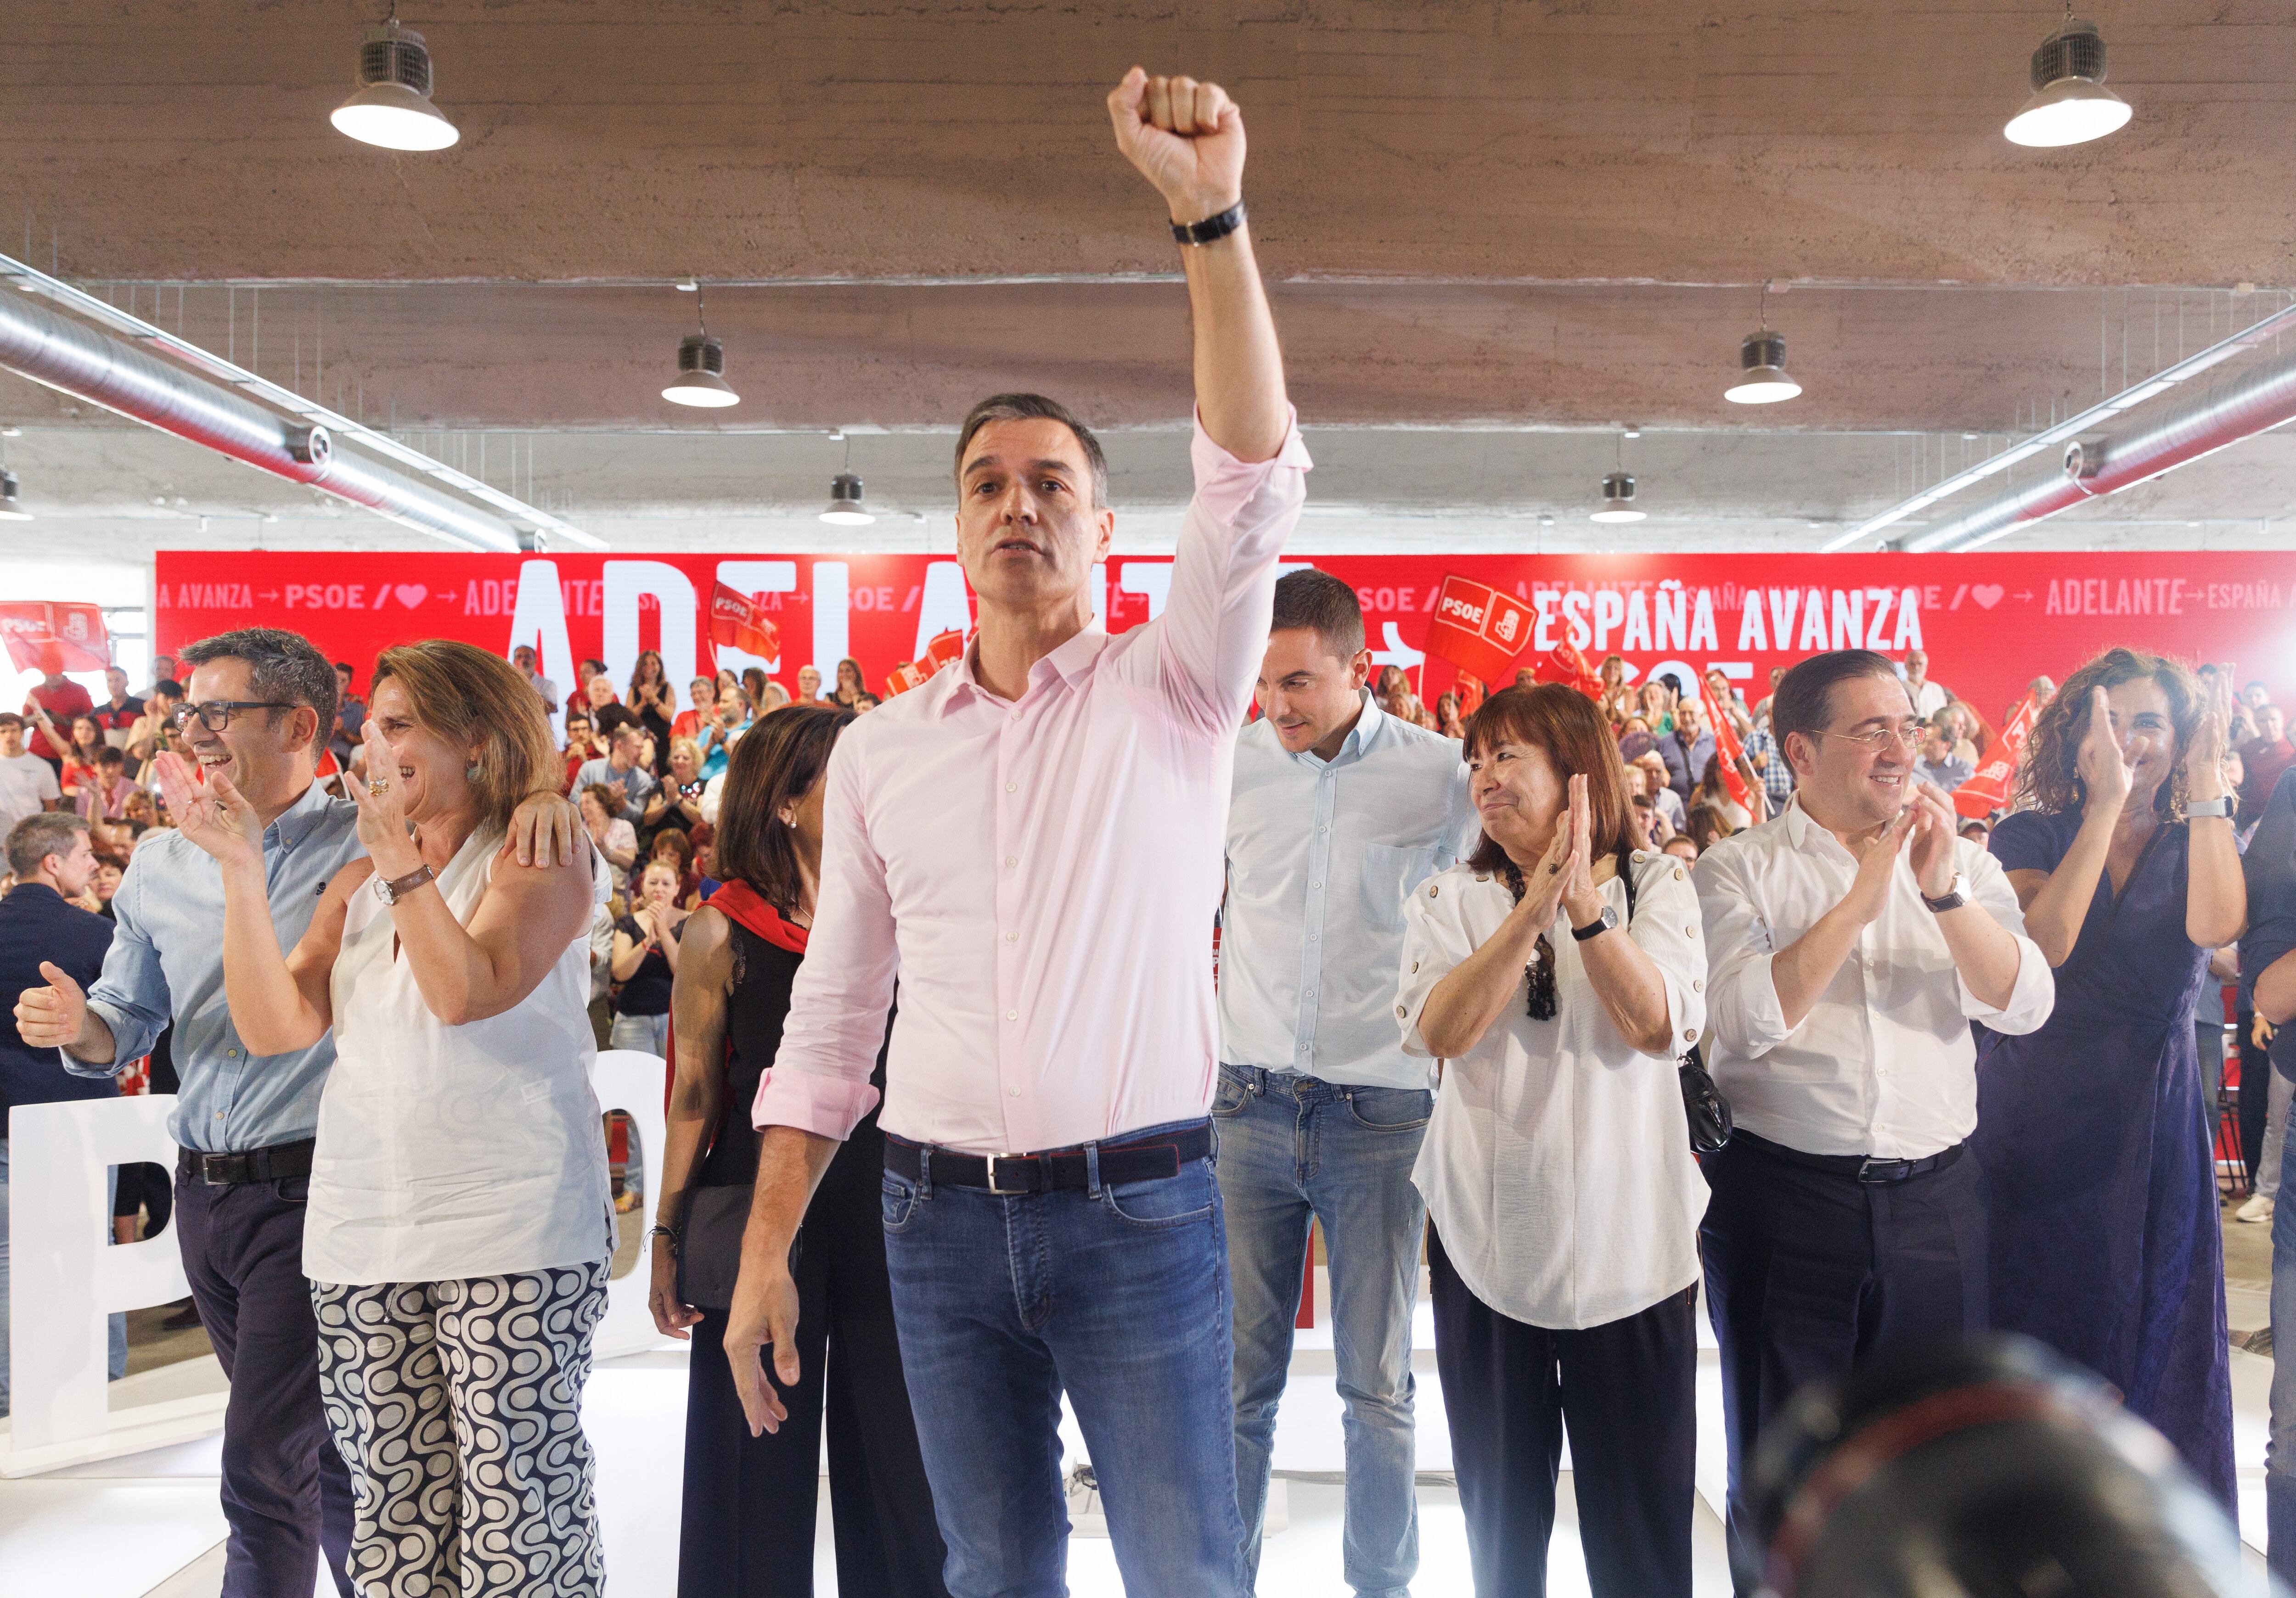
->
xmin=24 ymin=678 xmax=93 ymax=760
xmin=2243 ymin=735 xmax=2296 ymax=816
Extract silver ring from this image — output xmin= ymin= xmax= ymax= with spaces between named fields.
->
xmin=366 ymin=779 xmax=390 ymax=797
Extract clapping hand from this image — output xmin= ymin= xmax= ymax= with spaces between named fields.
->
xmin=1842 ymin=804 xmax=1917 ymax=925
xmin=1904 ymin=780 xmax=1963 ymax=899
xmin=152 ymin=750 xmax=262 ymax=872
xmin=2187 ymin=670 xmax=2234 ymax=800
xmin=1517 ymin=778 xmax=1587 ymax=931
xmin=2075 ymin=685 xmax=2134 ymax=812
xmin=1107 ymin=67 xmax=1246 ymax=224
xmin=1554 ymin=775 xmax=1606 ymax=926
xmin=347 ymin=722 xmax=422 ymax=874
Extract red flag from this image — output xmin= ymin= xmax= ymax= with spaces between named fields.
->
xmin=1536 ymin=642 xmax=1604 ymax=700
xmin=0 ymin=602 xmax=109 ymax=673
xmin=1423 ymin=575 xmax=1536 ymax=685
xmin=884 ymin=629 xmax=968 ymax=699
xmin=1452 ymin=673 xmax=1486 ymax=716
xmin=1955 ymin=694 xmax=2037 ymax=819
xmin=1699 ymin=678 xmax=1757 ymax=813
xmin=706 ymin=582 xmax=781 ymax=662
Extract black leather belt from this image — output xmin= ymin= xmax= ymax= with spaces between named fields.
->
xmin=884 ymin=1121 xmax=1213 ymax=1195
xmin=1739 ymin=1129 xmax=1965 ymax=1185
xmin=178 ymin=1138 xmax=316 ymax=1186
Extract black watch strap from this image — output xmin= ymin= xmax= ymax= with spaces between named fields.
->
xmin=1570 ymin=905 xmax=1619 ymax=942
xmin=1171 ymin=200 xmax=1247 ymax=246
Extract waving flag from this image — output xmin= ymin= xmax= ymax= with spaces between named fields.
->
xmin=1699 ymin=677 xmax=1757 ymax=813
xmin=884 ymin=629 xmax=968 ymax=699
xmin=707 ymin=582 xmax=781 ymax=663
xmin=0 ymin=601 xmax=109 ymax=673
xmin=1956 ymin=694 xmax=2037 ymax=819
xmin=1423 ymin=575 xmax=1535 ymax=685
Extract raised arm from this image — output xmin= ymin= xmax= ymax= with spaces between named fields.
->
xmin=2012 ymin=689 xmax=2133 ymax=966
xmin=2184 ymin=673 xmax=2246 ymax=949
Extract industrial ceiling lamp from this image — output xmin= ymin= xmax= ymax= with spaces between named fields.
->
xmin=330 ymin=8 xmax=461 ymax=152
xmin=1589 ymin=434 xmax=1646 ymax=523
xmin=1724 ymin=281 xmax=1801 ymax=405
xmin=2003 ymin=9 xmax=2131 ymax=148
xmin=819 ymin=438 xmax=875 ymax=525
xmin=661 ymin=283 xmax=740 ymax=408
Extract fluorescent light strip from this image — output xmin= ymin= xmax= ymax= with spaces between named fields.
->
xmin=0 ymin=253 xmax=608 ymax=550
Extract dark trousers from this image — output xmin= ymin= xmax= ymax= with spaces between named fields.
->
xmin=174 ymin=1172 xmax=355 ymax=1598
xmin=1699 ymin=1133 xmax=1986 ymax=1594
xmin=678 ymin=1139 xmax=949 ymax=1598
xmin=2243 ymin=1010 xmax=2273 ymax=1188
xmin=1427 ymin=1224 xmax=1697 ymax=1598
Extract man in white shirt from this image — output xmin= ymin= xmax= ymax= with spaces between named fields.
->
xmin=0 ymin=714 xmax=62 ymax=828
xmin=1902 ymin=648 xmax=1950 ymax=721
xmin=1692 ymin=648 xmax=2053 ymax=1590
xmin=726 ymin=70 xmax=1307 ymax=1597
xmin=1219 ymin=571 xmax=1475 ymax=1598
xmin=511 ymin=645 xmax=560 ymax=715
xmin=796 ymin=664 xmax=823 ymax=704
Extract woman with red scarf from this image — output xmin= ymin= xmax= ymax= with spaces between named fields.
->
xmin=646 ymin=704 xmax=948 ymax=1598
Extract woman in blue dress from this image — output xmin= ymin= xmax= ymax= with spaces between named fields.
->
xmin=1973 ymin=648 xmax=2245 ymax=1505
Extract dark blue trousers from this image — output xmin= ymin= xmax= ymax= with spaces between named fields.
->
xmin=1699 ymin=1132 xmax=1987 ymax=1595
xmin=174 ymin=1171 xmax=355 ymax=1598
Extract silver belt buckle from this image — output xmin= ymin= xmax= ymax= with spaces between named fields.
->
xmin=985 ymin=1153 xmax=1029 ymax=1195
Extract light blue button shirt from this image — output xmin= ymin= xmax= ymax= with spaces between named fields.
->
xmin=1220 ymin=695 xmax=1480 ymax=1089
xmin=62 ymin=780 xmax=364 ymax=1152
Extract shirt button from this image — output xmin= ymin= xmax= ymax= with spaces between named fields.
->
xmin=228 ymin=1049 xmax=240 ymax=1058
xmin=1006 ymin=1009 xmax=1019 ymax=1021
xmin=1685 ymin=924 xmax=1698 ymax=938
xmin=1319 ymin=825 xmax=1329 ymax=834
xmin=1007 ymin=1085 xmax=1020 ymax=1098
xmin=1005 ymin=931 xmax=1018 ymax=942
xmin=1310 ymin=881 xmax=1321 ymax=890
xmin=1693 ymin=978 xmax=1704 ymax=992
xmin=1684 ymin=1028 xmax=1698 ymax=1042
xmin=1397 ymin=1004 xmax=1409 ymax=1018
xmin=1308 ymin=932 xmax=1318 ymax=941
xmin=1005 ymin=857 xmax=1018 ymax=868
xmin=1411 ymin=961 xmax=1420 ymax=973
xmin=1006 ymin=782 xmax=1018 ymax=793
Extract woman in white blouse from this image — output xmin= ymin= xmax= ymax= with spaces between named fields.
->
xmin=160 ymin=639 xmax=614 ymax=1598
xmin=1396 ymin=683 xmax=1709 ymax=1598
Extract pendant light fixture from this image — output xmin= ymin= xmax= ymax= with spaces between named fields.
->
xmin=819 ymin=437 xmax=875 ymax=525
xmin=1724 ymin=281 xmax=1801 ymax=405
xmin=661 ymin=282 xmax=740 ymax=409
xmin=1589 ymin=434 xmax=1646 ymax=524
xmin=2003 ymin=10 xmax=2131 ymax=148
xmin=330 ymin=8 xmax=460 ymax=152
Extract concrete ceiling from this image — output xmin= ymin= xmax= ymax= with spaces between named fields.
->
xmin=1 ymin=0 xmax=2292 ymax=560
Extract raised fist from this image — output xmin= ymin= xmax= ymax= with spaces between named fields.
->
xmin=1107 ymin=67 xmax=1246 ymax=225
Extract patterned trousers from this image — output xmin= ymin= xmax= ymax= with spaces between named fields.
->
xmin=312 ymin=1261 xmax=610 ymax=1598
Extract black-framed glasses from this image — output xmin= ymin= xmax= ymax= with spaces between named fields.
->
xmin=169 ymin=700 xmax=293 ymax=734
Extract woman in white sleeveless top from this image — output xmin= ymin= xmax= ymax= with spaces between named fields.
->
xmin=165 ymin=639 xmax=613 ymax=1598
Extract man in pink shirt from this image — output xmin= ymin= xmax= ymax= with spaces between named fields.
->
xmin=723 ymin=68 xmax=1306 ymax=1597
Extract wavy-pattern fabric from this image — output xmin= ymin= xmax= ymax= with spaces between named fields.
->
xmin=313 ymin=1262 xmax=608 ymax=1598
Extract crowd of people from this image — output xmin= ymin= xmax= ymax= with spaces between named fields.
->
xmin=4 ymin=65 xmax=2295 ymax=1598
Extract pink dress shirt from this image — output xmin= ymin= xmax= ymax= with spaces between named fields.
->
xmin=753 ymin=414 xmax=1312 ymax=1155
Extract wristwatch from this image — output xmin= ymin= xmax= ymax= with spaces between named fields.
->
xmin=2187 ymin=796 xmax=2234 ymax=819
xmin=1570 ymin=904 xmax=1620 ymax=942
xmin=372 ymin=863 xmax=435 ymax=906
xmin=1920 ymin=872 xmax=1969 ymax=914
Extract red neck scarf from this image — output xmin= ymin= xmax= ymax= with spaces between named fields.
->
xmin=705 ymin=880 xmax=809 ymax=953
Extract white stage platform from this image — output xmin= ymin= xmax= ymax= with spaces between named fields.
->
xmin=0 ymin=1275 xmax=2271 ymax=1596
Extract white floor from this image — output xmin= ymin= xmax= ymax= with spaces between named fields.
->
xmin=0 ymin=1284 xmax=2268 ymax=1597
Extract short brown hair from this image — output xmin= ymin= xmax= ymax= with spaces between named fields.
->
xmin=7 ymin=811 xmax=88 ymax=877
xmin=371 ymin=640 xmax=558 ymax=832
xmin=1270 ymin=569 xmax=1365 ymax=658
xmin=2019 ymin=646 xmax=2202 ymax=819
xmin=955 ymin=392 xmax=1109 ymax=508
xmin=712 ymin=704 xmax=855 ymax=915
xmin=1460 ymin=684 xmax=1635 ymax=872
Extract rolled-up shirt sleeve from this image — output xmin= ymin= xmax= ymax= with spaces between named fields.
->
xmin=751 ymin=735 xmax=891 ymax=1139
xmin=1627 ymin=857 xmax=1709 ymax=1055
xmin=70 ymin=850 xmax=170 ymax=1076
xmin=1694 ymin=845 xmax=1794 ymax=1060
xmin=1396 ymin=885 xmax=1468 ymax=1059
xmin=1956 ymin=843 xmax=2054 ymax=1032
xmin=1154 ymin=408 xmax=1313 ymax=740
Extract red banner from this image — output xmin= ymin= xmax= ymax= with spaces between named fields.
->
xmin=152 ymin=552 xmax=2296 ymax=749
xmin=706 ymin=582 xmax=781 ymax=664
xmin=1422 ymin=574 xmax=1537 ymax=685
xmin=0 ymin=601 xmax=110 ymax=674
xmin=1956 ymin=694 xmax=2040 ymax=819
xmin=1699 ymin=676 xmax=1758 ymax=814
xmin=884 ymin=628 xmax=967 ymax=699
xmin=1535 ymin=641 xmax=1605 ymax=700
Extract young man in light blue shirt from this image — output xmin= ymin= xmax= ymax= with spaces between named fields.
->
xmin=1217 ymin=570 xmax=1478 ymax=1598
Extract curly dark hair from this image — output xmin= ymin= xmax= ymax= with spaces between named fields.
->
xmin=2016 ymin=646 xmax=2202 ymax=820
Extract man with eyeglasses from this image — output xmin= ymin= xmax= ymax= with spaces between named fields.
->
xmin=13 ymin=627 xmax=581 ymax=1598
xmin=1689 ymin=648 xmax=2054 ymax=1593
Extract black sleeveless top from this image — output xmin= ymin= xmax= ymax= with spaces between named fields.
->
xmin=693 ymin=919 xmax=890 ymax=1191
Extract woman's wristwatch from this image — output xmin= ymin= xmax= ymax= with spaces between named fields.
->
xmin=2187 ymin=795 xmax=2233 ymax=819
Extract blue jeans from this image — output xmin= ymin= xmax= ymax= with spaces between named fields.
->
xmin=0 ymin=1139 xmax=128 ymax=1418
xmin=879 ymin=1117 xmax=1244 ymax=1598
xmin=1214 ymin=1064 xmax=1429 ymax=1598
xmin=2268 ymin=1107 xmax=2296 ymax=1581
